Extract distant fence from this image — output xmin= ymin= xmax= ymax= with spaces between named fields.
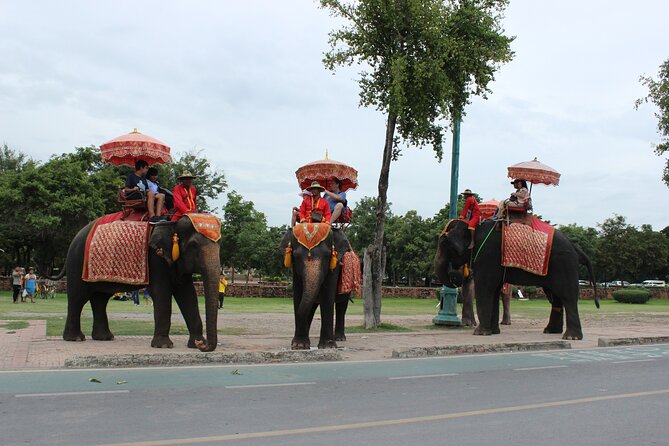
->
xmin=2 ymin=277 xmax=667 ymax=300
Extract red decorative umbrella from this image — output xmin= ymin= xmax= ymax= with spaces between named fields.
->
xmin=100 ymin=128 xmax=172 ymax=166
xmin=295 ymin=155 xmax=358 ymax=192
xmin=478 ymin=199 xmax=499 ymax=219
xmin=507 ymin=157 xmax=560 ymax=186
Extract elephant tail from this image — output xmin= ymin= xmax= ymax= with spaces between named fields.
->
xmin=573 ymin=244 xmax=599 ymax=309
xmin=45 ymin=267 xmax=66 ymax=281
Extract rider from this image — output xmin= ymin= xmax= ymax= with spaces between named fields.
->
xmin=323 ymin=177 xmax=347 ymax=223
xmin=172 ymin=172 xmax=198 ymax=221
xmin=298 ymin=181 xmax=331 ymax=223
xmin=504 ymin=179 xmax=530 ymax=213
xmin=459 ymin=189 xmax=480 ymax=249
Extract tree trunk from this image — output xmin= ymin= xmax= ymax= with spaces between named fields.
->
xmin=363 ymin=245 xmax=376 ymax=328
xmin=369 ymin=112 xmax=397 ymax=328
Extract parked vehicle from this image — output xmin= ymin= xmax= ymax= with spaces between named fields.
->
xmin=578 ymin=280 xmax=591 ymax=286
xmin=609 ymin=280 xmax=630 ymax=287
xmin=642 ymin=280 xmax=667 ymax=288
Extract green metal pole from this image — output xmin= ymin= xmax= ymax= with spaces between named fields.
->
xmin=433 ymin=117 xmax=462 ymax=326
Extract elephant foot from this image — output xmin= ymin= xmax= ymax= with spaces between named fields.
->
xmin=473 ymin=326 xmax=493 ymax=336
xmin=151 ymin=336 xmax=174 ymax=349
xmin=501 ymin=317 xmax=511 ymax=325
xmin=461 ymin=317 xmax=477 ymax=327
xmin=492 ymin=326 xmax=501 ymax=334
xmin=543 ymin=325 xmax=563 ymax=334
xmin=63 ymin=331 xmax=86 ymax=342
xmin=318 ymin=340 xmax=338 ymax=349
xmin=562 ymin=329 xmax=583 ymax=340
xmin=187 ymin=337 xmax=206 ymax=349
xmin=334 ymin=333 xmax=346 ymax=342
xmin=91 ymin=331 xmax=114 ymax=341
xmin=291 ymin=337 xmax=310 ymax=350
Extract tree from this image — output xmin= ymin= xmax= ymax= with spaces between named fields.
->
xmin=347 ymin=196 xmax=392 ymax=254
xmin=159 ymin=149 xmax=227 ymax=213
xmin=558 ymin=223 xmax=600 ymax=281
xmin=636 ymin=58 xmax=669 ymax=186
xmin=321 ymin=0 xmax=514 ymax=327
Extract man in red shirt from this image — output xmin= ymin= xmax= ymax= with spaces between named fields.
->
xmin=460 ymin=189 xmax=480 ymax=249
xmin=299 ymin=181 xmax=331 ymax=223
xmin=172 ymin=172 xmax=198 ymax=221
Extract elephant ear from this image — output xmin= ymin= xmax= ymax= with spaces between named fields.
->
xmin=279 ymin=229 xmax=293 ymax=255
xmin=333 ymin=229 xmax=351 ymax=262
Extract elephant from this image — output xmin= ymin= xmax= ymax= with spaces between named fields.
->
xmin=280 ymin=224 xmax=352 ymax=349
xmin=57 ymin=216 xmax=221 ymax=352
xmin=435 ymin=218 xmax=598 ymax=340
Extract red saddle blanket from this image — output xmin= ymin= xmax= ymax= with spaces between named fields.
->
xmin=82 ymin=212 xmax=151 ymax=285
xmin=293 ymin=222 xmax=331 ymax=250
xmin=338 ymin=250 xmax=361 ymax=295
xmin=501 ymin=216 xmax=554 ymax=276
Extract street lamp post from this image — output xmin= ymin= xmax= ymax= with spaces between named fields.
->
xmin=433 ymin=118 xmax=462 ymax=326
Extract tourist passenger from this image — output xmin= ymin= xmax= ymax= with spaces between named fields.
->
xmin=324 ymin=177 xmax=347 ymax=224
xmin=146 ymin=167 xmax=166 ymax=222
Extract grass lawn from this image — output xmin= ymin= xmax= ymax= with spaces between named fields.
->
xmin=1 ymin=291 xmax=668 ymax=336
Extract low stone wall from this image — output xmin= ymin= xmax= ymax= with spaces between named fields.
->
xmin=2 ymin=277 xmax=668 ymax=300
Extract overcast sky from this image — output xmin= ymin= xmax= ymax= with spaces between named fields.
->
xmin=1 ymin=0 xmax=668 ymax=230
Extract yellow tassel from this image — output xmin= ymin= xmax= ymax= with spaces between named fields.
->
xmin=463 ymin=264 xmax=469 ymax=278
xmin=329 ymin=245 xmax=337 ymax=270
xmin=283 ymin=243 xmax=292 ymax=268
xmin=172 ymin=233 xmax=180 ymax=261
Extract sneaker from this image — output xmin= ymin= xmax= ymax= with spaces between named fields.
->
xmin=149 ymin=216 xmax=162 ymax=224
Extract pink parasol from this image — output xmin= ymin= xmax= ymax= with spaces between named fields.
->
xmin=100 ymin=128 xmax=172 ymax=166
xmin=295 ymin=155 xmax=358 ymax=192
xmin=507 ymin=157 xmax=560 ymax=186
xmin=478 ymin=199 xmax=499 ymax=219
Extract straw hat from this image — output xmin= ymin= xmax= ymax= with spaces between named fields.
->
xmin=178 ymin=171 xmax=196 ymax=180
xmin=307 ymin=181 xmax=325 ymax=191
xmin=461 ymin=189 xmax=474 ymax=195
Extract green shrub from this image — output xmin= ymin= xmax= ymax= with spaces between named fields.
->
xmin=612 ymin=289 xmax=651 ymax=304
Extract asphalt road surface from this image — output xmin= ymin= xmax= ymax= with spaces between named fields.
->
xmin=1 ymin=344 xmax=669 ymax=446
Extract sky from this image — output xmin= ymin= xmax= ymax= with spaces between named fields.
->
xmin=1 ymin=0 xmax=668 ymax=230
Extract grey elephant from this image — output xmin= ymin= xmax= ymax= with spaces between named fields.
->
xmin=280 ymin=224 xmax=352 ymax=349
xmin=458 ymin=274 xmax=512 ymax=327
xmin=435 ymin=219 xmax=598 ymax=340
xmin=56 ymin=215 xmax=221 ymax=352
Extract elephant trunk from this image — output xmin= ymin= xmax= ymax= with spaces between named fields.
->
xmin=198 ymin=242 xmax=221 ymax=352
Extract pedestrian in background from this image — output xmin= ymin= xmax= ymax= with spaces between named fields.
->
xmin=11 ymin=266 xmax=23 ymax=303
xmin=143 ymin=287 xmax=152 ymax=306
xmin=218 ymin=273 xmax=228 ymax=309
xmin=24 ymin=268 xmax=37 ymax=303
xmin=131 ymin=289 xmax=140 ymax=306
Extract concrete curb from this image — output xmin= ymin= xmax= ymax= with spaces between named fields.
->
xmin=391 ymin=341 xmax=571 ymax=358
xmin=598 ymin=336 xmax=669 ymax=347
xmin=64 ymin=350 xmax=343 ymax=368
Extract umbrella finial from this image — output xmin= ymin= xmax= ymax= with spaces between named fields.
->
xmin=325 ymin=149 xmax=329 ymax=160
xmin=133 ymin=128 xmax=139 ymax=133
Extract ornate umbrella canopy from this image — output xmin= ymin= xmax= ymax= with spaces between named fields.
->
xmin=507 ymin=157 xmax=560 ymax=186
xmin=100 ymin=128 xmax=172 ymax=166
xmin=478 ymin=199 xmax=499 ymax=219
xmin=295 ymin=156 xmax=358 ymax=192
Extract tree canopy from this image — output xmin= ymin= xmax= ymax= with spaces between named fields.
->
xmin=637 ymin=58 xmax=669 ymax=186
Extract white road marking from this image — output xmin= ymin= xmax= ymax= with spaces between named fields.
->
xmin=388 ymin=373 xmax=459 ymax=380
xmin=612 ymin=359 xmax=657 ymax=364
xmin=225 ymin=382 xmax=316 ymax=389
xmin=15 ymin=390 xmax=130 ymax=398
xmin=513 ymin=365 xmax=569 ymax=371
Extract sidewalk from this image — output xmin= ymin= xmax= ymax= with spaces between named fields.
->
xmin=3 ymin=315 xmax=669 ymax=370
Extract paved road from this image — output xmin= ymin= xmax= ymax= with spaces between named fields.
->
xmin=2 ymin=344 xmax=669 ymax=445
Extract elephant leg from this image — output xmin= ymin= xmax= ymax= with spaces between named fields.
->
xmin=543 ymin=289 xmax=564 ymax=334
xmin=335 ymin=297 xmax=349 ymax=341
xmin=491 ymin=291 xmax=501 ymax=334
xmin=63 ymin=290 xmax=88 ymax=342
xmin=90 ymin=293 xmax=114 ymax=340
xmin=173 ymin=282 xmax=205 ymax=349
xmin=291 ymin=278 xmax=312 ymax=350
xmin=151 ymin=288 xmax=174 ymax=349
xmin=461 ymin=279 xmax=476 ymax=327
xmin=501 ymin=289 xmax=511 ymax=325
xmin=562 ymin=290 xmax=583 ymax=340
xmin=318 ymin=298 xmax=337 ymax=349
